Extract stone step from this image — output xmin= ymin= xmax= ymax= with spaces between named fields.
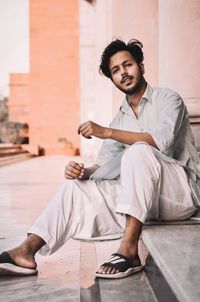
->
xmin=0 ymin=143 xmax=22 ymax=150
xmin=0 ymin=149 xmax=28 ymax=157
xmin=0 ymin=143 xmax=34 ymax=166
xmin=0 ymin=153 xmax=33 ymax=167
xmin=142 ymin=224 xmax=200 ymax=302
xmin=0 ymin=144 xmax=27 ymax=157
xmin=90 ymin=240 xmax=157 ymax=302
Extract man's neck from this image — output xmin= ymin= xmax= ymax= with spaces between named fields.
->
xmin=127 ymin=80 xmax=147 ymax=110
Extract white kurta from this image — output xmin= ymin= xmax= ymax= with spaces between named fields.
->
xmin=95 ymin=84 xmax=200 ymax=207
xmin=29 ymin=84 xmax=199 ymax=255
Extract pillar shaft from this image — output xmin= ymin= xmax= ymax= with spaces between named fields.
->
xmin=159 ymin=0 xmax=200 ymax=115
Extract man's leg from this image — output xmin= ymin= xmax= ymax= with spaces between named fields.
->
xmin=97 ymin=143 xmax=160 ymax=275
xmin=1 ymin=178 xmax=124 ymax=271
xmin=97 ymin=143 xmax=196 ymax=276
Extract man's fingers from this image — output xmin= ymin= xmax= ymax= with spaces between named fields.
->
xmin=78 ymin=125 xmax=93 ymax=139
xmin=65 ymin=170 xmax=80 ymax=178
xmin=77 ymin=125 xmax=81 ymax=134
xmin=81 ymin=129 xmax=92 ymax=139
xmin=77 ymin=122 xmax=88 ymax=134
xmin=65 ymin=174 xmax=74 ymax=180
xmin=68 ymin=161 xmax=83 ymax=172
xmin=78 ymin=124 xmax=89 ymax=134
xmin=78 ymin=121 xmax=94 ymax=138
xmin=64 ymin=161 xmax=85 ymax=179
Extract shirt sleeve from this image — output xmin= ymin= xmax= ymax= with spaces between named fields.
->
xmin=149 ymin=91 xmax=186 ymax=155
xmin=95 ymin=115 xmax=125 ymax=166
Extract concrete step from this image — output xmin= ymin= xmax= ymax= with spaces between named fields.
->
xmin=0 ymin=153 xmax=33 ymax=167
xmin=90 ymin=240 xmax=157 ymax=302
xmin=0 ymin=143 xmax=22 ymax=151
xmin=0 ymin=143 xmax=34 ymax=166
xmin=142 ymin=225 xmax=200 ymax=302
xmin=81 ymin=272 xmax=157 ymax=302
xmin=0 ymin=149 xmax=28 ymax=157
xmin=0 ymin=144 xmax=26 ymax=155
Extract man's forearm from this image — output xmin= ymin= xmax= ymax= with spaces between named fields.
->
xmin=77 ymin=120 xmax=158 ymax=149
xmin=106 ymin=128 xmax=158 ymax=149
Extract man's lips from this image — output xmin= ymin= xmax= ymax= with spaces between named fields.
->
xmin=121 ymin=76 xmax=133 ymax=84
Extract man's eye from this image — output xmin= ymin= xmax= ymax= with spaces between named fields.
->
xmin=125 ymin=63 xmax=132 ymax=67
xmin=112 ymin=69 xmax=118 ymax=74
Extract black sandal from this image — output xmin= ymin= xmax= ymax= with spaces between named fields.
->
xmin=0 ymin=251 xmax=38 ymax=276
xmin=95 ymin=253 xmax=143 ymax=279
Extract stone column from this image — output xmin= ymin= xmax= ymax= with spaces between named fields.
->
xmin=79 ymin=0 xmax=113 ymax=159
xmin=159 ymin=0 xmax=200 ymax=147
xmin=112 ymin=0 xmax=159 ymax=115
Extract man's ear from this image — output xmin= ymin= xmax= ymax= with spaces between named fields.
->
xmin=140 ymin=63 xmax=145 ymax=75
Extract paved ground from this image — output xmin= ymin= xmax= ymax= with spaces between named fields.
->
xmin=0 ymin=156 xmax=156 ymax=302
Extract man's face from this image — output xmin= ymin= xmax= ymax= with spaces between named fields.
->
xmin=109 ymin=50 xmax=144 ymax=95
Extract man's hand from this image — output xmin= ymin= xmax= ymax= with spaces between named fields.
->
xmin=77 ymin=121 xmax=111 ymax=139
xmin=64 ymin=161 xmax=85 ymax=180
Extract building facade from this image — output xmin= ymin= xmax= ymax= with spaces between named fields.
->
xmin=9 ymin=0 xmax=200 ymax=158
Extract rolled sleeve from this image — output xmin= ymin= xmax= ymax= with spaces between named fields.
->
xmin=95 ymin=139 xmax=124 ymax=166
xmin=149 ymin=92 xmax=186 ymax=154
xmin=95 ymin=119 xmax=124 ymax=166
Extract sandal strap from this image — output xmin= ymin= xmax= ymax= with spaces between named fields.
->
xmin=102 ymin=253 xmax=133 ymax=272
xmin=0 ymin=252 xmax=16 ymax=265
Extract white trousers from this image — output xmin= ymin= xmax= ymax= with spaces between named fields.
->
xmin=29 ymin=143 xmax=196 ymax=255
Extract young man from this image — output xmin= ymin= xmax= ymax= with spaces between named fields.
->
xmin=0 ymin=39 xmax=200 ymax=279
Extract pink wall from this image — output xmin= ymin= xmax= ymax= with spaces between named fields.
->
xmin=29 ymin=0 xmax=80 ymax=155
xmin=9 ymin=73 xmax=30 ymax=124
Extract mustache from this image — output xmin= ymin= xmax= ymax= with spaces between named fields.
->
xmin=121 ymin=75 xmax=133 ymax=84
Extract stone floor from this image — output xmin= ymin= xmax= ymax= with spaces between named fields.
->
xmin=0 ymin=156 xmax=156 ymax=302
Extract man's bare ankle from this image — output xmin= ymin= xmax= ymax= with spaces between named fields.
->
xmin=24 ymin=233 xmax=45 ymax=254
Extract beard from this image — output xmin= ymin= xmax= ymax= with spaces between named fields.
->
xmin=115 ymin=71 xmax=144 ymax=96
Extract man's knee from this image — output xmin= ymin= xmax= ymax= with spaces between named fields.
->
xmin=121 ymin=142 xmax=160 ymax=179
xmin=122 ymin=142 xmax=154 ymax=164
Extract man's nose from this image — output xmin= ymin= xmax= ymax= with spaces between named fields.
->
xmin=120 ymin=67 xmax=127 ymax=76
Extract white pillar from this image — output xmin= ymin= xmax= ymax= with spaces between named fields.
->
xmin=111 ymin=0 xmax=159 ymax=115
xmin=79 ymin=0 xmax=113 ymax=161
xmin=159 ymin=0 xmax=200 ymax=147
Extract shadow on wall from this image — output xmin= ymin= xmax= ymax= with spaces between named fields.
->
xmin=0 ymin=98 xmax=29 ymax=144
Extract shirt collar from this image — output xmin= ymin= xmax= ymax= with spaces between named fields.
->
xmin=120 ymin=83 xmax=153 ymax=114
xmin=142 ymin=83 xmax=153 ymax=103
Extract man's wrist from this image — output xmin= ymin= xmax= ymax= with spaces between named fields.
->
xmin=105 ymin=127 xmax=113 ymax=139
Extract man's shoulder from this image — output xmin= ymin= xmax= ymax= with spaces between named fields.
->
xmin=152 ymin=86 xmax=181 ymax=97
xmin=151 ymin=86 xmax=183 ymax=104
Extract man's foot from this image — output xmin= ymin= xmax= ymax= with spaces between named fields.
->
xmin=95 ymin=240 xmax=142 ymax=279
xmin=95 ymin=252 xmax=142 ymax=279
xmin=0 ymin=234 xmax=45 ymax=277
xmin=0 ymin=248 xmax=38 ymax=276
xmin=0 ymin=233 xmax=45 ymax=272
xmin=6 ymin=245 xmax=37 ymax=270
